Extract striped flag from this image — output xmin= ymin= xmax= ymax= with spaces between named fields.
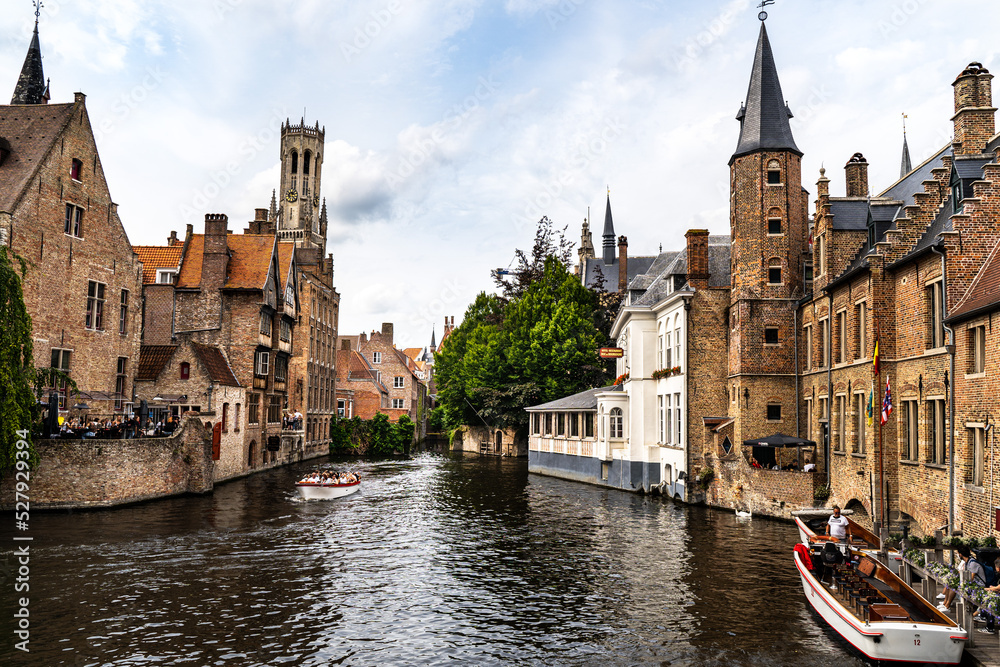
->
xmin=881 ymin=376 xmax=893 ymax=426
xmin=872 ymin=339 xmax=880 ymax=375
xmin=867 ymin=378 xmax=874 ymax=426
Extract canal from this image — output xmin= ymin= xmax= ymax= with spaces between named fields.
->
xmin=1 ymin=453 xmax=860 ymax=666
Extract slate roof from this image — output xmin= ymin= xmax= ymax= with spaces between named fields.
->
xmin=829 ymin=200 xmax=871 ymax=231
xmin=889 ymin=195 xmax=954 ymax=268
xmin=136 ymin=345 xmax=177 ymax=381
xmin=731 ymin=23 xmax=800 ymax=163
xmin=627 ymin=236 xmax=732 ymax=307
xmin=527 ymin=385 xmax=620 ymax=412
xmin=11 ymin=25 xmax=46 ymax=105
xmin=582 ymin=255 xmax=657 ymax=290
xmin=948 ymin=240 xmax=1000 ymax=322
xmin=191 ymin=343 xmax=240 ymax=387
xmin=176 ymin=234 xmax=276 ymax=290
xmin=133 ymin=246 xmax=183 ymax=285
xmin=879 ymin=143 xmax=950 ymax=210
xmin=0 ymin=102 xmax=76 ymax=211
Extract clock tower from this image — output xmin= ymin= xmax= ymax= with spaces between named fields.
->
xmin=278 ymin=118 xmax=326 ymax=250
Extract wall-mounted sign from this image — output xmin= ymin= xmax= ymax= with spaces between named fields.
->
xmin=599 ymin=347 xmax=624 ymax=359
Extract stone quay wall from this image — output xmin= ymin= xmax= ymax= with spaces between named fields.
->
xmin=0 ymin=418 xmax=214 ymax=510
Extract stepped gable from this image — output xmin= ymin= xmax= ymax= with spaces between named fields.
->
xmin=0 ymin=103 xmax=76 ymax=211
xmin=879 ymin=144 xmax=950 ymax=213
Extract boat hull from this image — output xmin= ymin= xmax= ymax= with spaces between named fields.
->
xmin=296 ymin=482 xmax=360 ymax=500
xmin=794 ymin=551 xmax=965 ymax=665
xmin=794 ymin=516 xmax=902 ymax=575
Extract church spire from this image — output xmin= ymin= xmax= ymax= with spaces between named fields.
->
xmin=731 ymin=23 xmax=799 ymax=164
xmin=601 ymin=191 xmax=616 ymax=265
xmin=268 ymin=189 xmax=278 ymax=221
xmin=900 ymin=114 xmax=913 ymax=178
xmin=11 ymin=8 xmax=48 ymax=105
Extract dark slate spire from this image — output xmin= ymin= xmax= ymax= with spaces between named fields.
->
xmin=900 ymin=132 xmax=912 ymax=178
xmin=430 ymin=327 xmax=437 ymax=350
xmin=601 ymin=193 xmax=616 ymax=265
xmin=731 ymin=23 xmax=800 ymax=164
xmin=11 ymin=20 xmax=47 ymax=105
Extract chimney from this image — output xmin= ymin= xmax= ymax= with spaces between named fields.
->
xmin=845 ymin=153 xmax=869 ymax=197
xmin=381 ymin=322 xmax=394 ymax=344
xmin=359 ymin=332 xmax=368 ymax=344
xmin=202 ymin=214 xmax=229 ymax=291
xmin=255 ymin=208 xmax=268 ymax=221
xmin=167 ymin=230 xmax=179 ymax=247
xmin=685 ymin=229 xmax=710 ymax=290
xmin=953 ymin=62 xmax=996 ymax=156
xmin=341 ymin=339 xmax=351 ymax=351
xmin=617 ymin=235 xmax=628 ymax=292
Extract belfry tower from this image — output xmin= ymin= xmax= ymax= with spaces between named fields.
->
xmin=728 ymin=21 xmax=809 ymax=442
xmin=278 ymin=119 xmax=326 ymax=250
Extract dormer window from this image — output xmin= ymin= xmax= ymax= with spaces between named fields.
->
xmin=767 ymin=159 xmax=782 ymax=185
xmin=156 ymin=269 xmax=176 ymax=284
xmin=950 ymin=166 xmax=964 ymax=213
xmin=70 ymin=158 xmax=83 ymax=181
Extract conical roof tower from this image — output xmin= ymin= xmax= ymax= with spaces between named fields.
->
xmin=11 ymin=17 xmax=48 ymax=105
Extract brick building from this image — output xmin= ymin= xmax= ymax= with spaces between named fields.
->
xmin=579 ymin=194 xmax=656 ymax=292
xmin=335 ymin=341 xmax=388 ymax=420
xmin=0 ymin=21 xmax=143 ymax=417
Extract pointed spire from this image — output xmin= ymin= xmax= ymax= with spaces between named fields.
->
xmin=269 ymin=189 xmax=278 ymax=221
xmin=602 ymin=192 xmax=616 ymax=264
xmin=320 ymin=197 xmax=328 ymax=225
xmin=731 ymin=23 xmax=800 ymax=164
xmin=900 ymin=114 xmax=912 ymax=178
xmin=11 ymin=17 xmax=47 ymax=105
xmin=430 ymin=326 xmax=437 ymax=350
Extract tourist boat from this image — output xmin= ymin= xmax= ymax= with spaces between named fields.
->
xmin=794 ymin=512 xmax=903 ymax=574
xmin=295 ymin=480 xmax=360 ymax=500
xmin=793 ymin=542 xmax=967 ymax=665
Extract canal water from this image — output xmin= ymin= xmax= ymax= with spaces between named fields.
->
xmin=1 ymin=453 xmax=861 ymax=666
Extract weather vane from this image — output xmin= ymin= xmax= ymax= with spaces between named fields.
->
xmin=758 ymin=0 xmax=774 ymax=21
xmin=33 ymin=0 xmax=43 ymax=20
xmin=902 ymin=112 xmax=908 ymax=135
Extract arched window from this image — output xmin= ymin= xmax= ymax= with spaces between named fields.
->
xmin=248 ymin=440 xmax=257 ymax=468
xmin=767 ymin=207 xmax=783 ymax=235
xmin=180 ymin=362 xmax=190 ymax=380
xmin=767 ymin=259 xmax=782 ymax=285
xmin=609 ymin=407 xmax=623 ymax=439
xmin=767 ymin=159 xmax=781 ymax=185
xmin=291 ymin=150 xmax=298 ymax=174
xmin=303 ymin=150 xmax=311 ymax=175
xmin=222 ymin=403 xmax=229 ymax=432
xmin=657 ymin=322 xmax=664 ymax=368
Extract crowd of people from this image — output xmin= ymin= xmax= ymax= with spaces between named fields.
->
xmin=54 ymin=415 xmax=179 ymax=439
xmin=298 ymin=470 xmax=359 ymax=485
xmin=282 ymin=410 xmax=304 ymax=431
xmin=748 ymin=456 xmax=815 ymax=471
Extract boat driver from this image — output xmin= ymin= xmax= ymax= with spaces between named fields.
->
xmin=826 ymin=505 xmax=852 ymax=543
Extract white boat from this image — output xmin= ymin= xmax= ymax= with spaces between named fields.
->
xmin=296 ymin=480 xmax=360 ymax=500
xmin=794 ymin=514 xmax=903 ymax=575
xmin=794 ymin=542 xmax=966 ymax=665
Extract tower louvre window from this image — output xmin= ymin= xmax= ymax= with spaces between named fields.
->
xmin=303 ymin=150 xmax=311 ymax=175
xmin=291 ymin=150 xmax=298 ymax=174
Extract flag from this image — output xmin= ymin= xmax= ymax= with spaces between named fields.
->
xmin=867 ymin=379 xmax=874 ymax=427
xmin=872 ymin=339 xmax=880 ymax=375
xmin=881 ymin=376 xmax=893 ymax=426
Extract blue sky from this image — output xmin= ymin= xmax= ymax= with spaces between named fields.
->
xmin=3 ymin=0 xmax=999 ymax=345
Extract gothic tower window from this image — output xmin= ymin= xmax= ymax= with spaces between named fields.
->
xmin=767 ymin=207 xmax=782 ymax=235
xmin=767 ymin=159 xmax=782 ymax=185
xmin=767 ymin=258 xmax=782 ymax=285
xmin=291 ymin=150 xmax=298 ymax=174
xmin=303 ymin=150 xmax=311 ymax=175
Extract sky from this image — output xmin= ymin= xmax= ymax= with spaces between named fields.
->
xmin=3 ymin=0 xmax=999 ymax=347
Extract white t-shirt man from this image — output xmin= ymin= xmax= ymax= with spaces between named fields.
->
xmin=828 ymin=513 xmax=850 ymax=540
xmin=803 ymin=463 xmax=817 ymax=472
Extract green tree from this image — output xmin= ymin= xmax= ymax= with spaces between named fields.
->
xmin=394 ymin=414 xmax=415 ymax=450
xmin=368 ymin=413 xmax=396 ymax=456
xmin=0 ymin=247 xmax=38 ymax=478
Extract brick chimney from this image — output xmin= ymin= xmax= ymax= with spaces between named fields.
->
xmin=685 ymin=229 xmax=710 ymax=290
xmin=167 ymin=230 xmax=179 ymax=246
xmin=381 ymin=322 xmax=394 ymax=345
xmin=617 ymin=235 xmax=628 ymax=292
xmin=202 ymin=214 xmax=229 ymax=291
xmin=341 ymin=338 xmax=351 ymax=351
xmin=953 ymin=62 xmax=996 ymax=156
xmin=845 ymin=153 xmax=869 ymax=197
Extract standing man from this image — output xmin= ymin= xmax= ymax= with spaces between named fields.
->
xmin=826 ymin=505 xmax=852 ymax=543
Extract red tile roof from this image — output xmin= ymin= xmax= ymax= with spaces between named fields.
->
xmin=192 ymin=343 xmax=241 ymax=387
xmin=277 ymin=243 xmax=294 ymax=291
xmin=134 ymin=245 xmax=183 ymax=285
xmin=175 ymin=233 xmax=276 ymax=291
xmin=0 ymin=103 xmax=77 ymax=211
xmin=950 ymin=240 xmax=1000 ymax=321
xmin=175 ymin=235 xmax=204 ymax=289
xmin=136 ymin=345 xmax=177 ymax=381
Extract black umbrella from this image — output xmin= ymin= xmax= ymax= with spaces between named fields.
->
xmin=46 ymin=393 xmax=60 ymax=436
xmin=742 ymin=433 xmax=817 ymax=448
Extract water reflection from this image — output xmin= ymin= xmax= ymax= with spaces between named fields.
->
xmin=1 ymin=453 xmax=860 ymax=666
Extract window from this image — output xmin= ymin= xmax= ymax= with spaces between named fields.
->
xmin=902 ymin=400 xmax=919 ymax=461
xmin=373 ymin=352 xmax=382 ymax=364
xmin=156 ymin=269 xmax=176 ymax=284
xmin=971 ymin=426 xmax=985 ymax=486
xmin=816 ymin=234 xmax=826 ymax=276
xmin=805 ymin=398 xmax=813 ymax=442
xmin=927 ymin=399 xmax=945 ymax=464
xmin=664 ymin=395 xmax=672 ymax=444
xmin=337 ymin=399 xmax=346 ymax=418
xmin=255 ymin=351 xmax=270 ymax=377
xmin=267 ymin=395 xmax=282 ymax=423
xmin=664 ymin=330 xmax=672 ymax=368
xmin=658 ymin=396 xmax=665 ymax=443
xmin=767 ymin=259 xmax=782 ymax=285
xmin=544 ymin=413 xmax=552 ymax=436
xmin=248 ymin=393 xmax=260 ymax=424
xmin=85 ymin=280 xmax=105 ymax=330
xmin=674 ymin=319 xmax=681 ymax=369
xmin=767 ymin=159 xmax=781 ymax=185
xmin=279 ymin=319 xmax=291 ymax=343
xmin=222 ymin=403 xmax=229 ymax=432
xmin=180 ymin=362 xmax=190 ymax=380
xmin=674 ymin=392 xmax=682 ymax=443
xmin=804 ymin=325 xmax=813 ymax=369
xmin=291 ymin=150 xmax=298 ymax=174
xmin=274 ymin=355 xmax=287 ymax=382
xmin=376 ymin=370 xmax=382 ymax=384
xmin=260 ymin=311 xmax=272 ymax=337
xmin=70 ymin=158 xmax=83 ymax=181
xmin=658 ymin=329 xmax=664 ymax=369
xmin=65 ymin=204 xmax=83 ymax=237
xmin=767 ymin=403 xmax=782 ymax=422
xmin=569 ymin=413 xmax=579 ymax=438
xmin=764 ymin=327 xmax=779 ymax=345
xmin=834 ymin=395 xmax=846 ymax=451
xmin=768 ymin=217 xmax=782 ymax=235
xmin=818 ymin=318 xmax=829 ymax=367
xmin=970 ymin=325 xmax=986 ymax=374
xmin=115 ymin=357 xmax=127 ymax=412
xmin=853 ymin=392 xmax=865 ymax=454
xmin=556 ymin=413 xmax=565 ymax=436
xmin=609 ymin=408 xmax=623 ymax=439
xmin=393 ymin=376 xmax=404 ymax=389
xmin=804 ymin=263 xmax=814 ymax=292
xmin=854 ymin=302 xmax=866 ymax=360
xmin=584 ymin=413 xmax=595 ymax=438
xmin=119 ymin=290 xmax=129 ymax=335
xmin=836 ymin=310 xmax=847 ymax=364
xmin=926 ymin=282 xmax=944 ymax=349
xmin=235 ymin=404 xmax=241 ymax=432
xmin=392 ymin=398 xmax=405 ymax=409
xmin=951 ymin=167 xmax=963 ymax=214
